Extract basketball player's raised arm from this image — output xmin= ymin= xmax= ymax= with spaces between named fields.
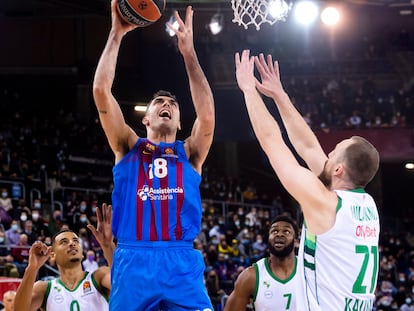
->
xmin=88 ymin=203 xmax=115 ymax=263
xmin=235 ymin=50 xmax=334 ymax=234
xmin=254 ymin=53 xmax=327 ymax=175
xmin=88 ymin=203 xmax=114 ymax=291
xmin=92 ymin=0 xmax=138 ymax=163
xmin=15 ymin=242 xmax=51 ymax=311
xmin=168 ymin=6 xmax=215 ymax=173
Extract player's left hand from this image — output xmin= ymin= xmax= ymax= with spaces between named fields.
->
xmin=167 ymin=6 xmax=195 ymax=57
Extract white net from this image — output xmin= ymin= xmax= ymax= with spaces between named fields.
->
xmin=231 ymin=0 xmax=292 ymax=30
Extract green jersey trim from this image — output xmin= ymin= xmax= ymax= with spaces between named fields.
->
xmin=43 ymin=280 xmax=52 ymax=310
xmin=57 ymin=272 xmax=88 ymax=292
xmin=253 ymin=262 xmax=259 ymax=302
xmin=264 ymin=257 xmax=297 ymax=284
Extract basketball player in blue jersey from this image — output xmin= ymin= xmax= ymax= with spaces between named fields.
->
xmin=235 ymin=50 xmax=380 ymax=311
xmin=225 ymin=215 xmax=299 ymax=311
xmin=15 ymin=203 xmax=114 ymax=311
xmin=92 ymin=1 xmax=215 ymax=310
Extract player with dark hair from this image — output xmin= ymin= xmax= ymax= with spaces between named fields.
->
xmin=224 ymin=215 xmax=299 ymax=311
xmin=15 ymin=204 xmax=114 ymax=311
xmin=92 ymin=0 xmax=215 ymax=310
xmin=235 ymin=50 xmax=380 ymax=311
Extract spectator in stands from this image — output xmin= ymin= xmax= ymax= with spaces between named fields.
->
xmin=230 ymin=239 xmax=240 ymax=259
xmin=30 ymin=209 xmax=48 ymax=239
xmin=205 ymin=243 xmax=219 ymax=269
xmin=0 ymin=188 xmax=13 ymax=214
xmin=209 ymin=222 xmax=223 ymax=242
xmin=72 ymin=212 xmax=90 ymax=234
xmin=5 ymin=220 xmax=20 ymax=246
xmin=215 ymin=253 xmax=230 ymax=283
xmin=1 ymin=290 xmax=16 ymax=311
xmin=245 ymin=206 xmax=257 ymax=228
xmin=11 ymin=233 xmax=30 ymax=277
xmin=236 ymin=228 xmax=251 ymax=258
xmin=401 ymin=297 xmax=414 ymax=311
xmin=226 ymin=214 xmax=243 ymax=239
xmin=22 ymin=220 xmax=37 ymax=244
xmin=78 ymin=227 xmax=90 ymax=251
xmin=242 ymin=184 xmax=258 ymax=203
xmin=0 ymin=230 xmax=18 ymax=277
xmin=196 ymin=220 xmax=208 ymax=245
xmin=31 ymin=198 xmax=42 ymax=210
xmin=82 ymin=249 xmax=99 ymax=273
xmin=251 ymin=234 xmax=267 ymax=258
xmin=205 ymin=269 xmax=226 ymax=311
xmin=47 ymin=209 xmax=63 ymax=236
xmin=12 ymin=199 xmax=30 ymax=222
xmin=218 ymin=235 xmax=234 ymax=259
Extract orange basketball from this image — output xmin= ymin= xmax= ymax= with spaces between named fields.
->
xmin=117 ymin=0 xmax=166 ymax=27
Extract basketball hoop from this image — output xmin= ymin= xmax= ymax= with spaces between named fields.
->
xmin=231 ymin=0 xmax=292 ymax=30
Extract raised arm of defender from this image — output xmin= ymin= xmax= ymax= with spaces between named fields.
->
xmin=254 ymin=53 xmax=327 ymax=175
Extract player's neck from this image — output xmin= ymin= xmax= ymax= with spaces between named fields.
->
xmin=268 ymin=253 xmax=295 ymax=277
xmin=146 ymin=133 xmax=176 ymax=144
xmin=59 ymin=266 xmax=86 ymax=290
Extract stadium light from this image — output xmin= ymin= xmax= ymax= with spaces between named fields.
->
xmin=294 ymin=1 xmax=319 ymax=25
xmin=209 ymin=13 xmax=224 ymax=35
xmin=165 ymin=14 xmax=179 ymax=37
xmin=321 ymin=6 xmax=340 ymax=26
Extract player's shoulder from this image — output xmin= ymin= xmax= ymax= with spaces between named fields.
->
xmin=92 ymin=266 xmax=110 ymax=280
xmin=238 ymin=265 xmax=257 ymax=283
xmin=33 ymin=279 xmax=50 ymax=296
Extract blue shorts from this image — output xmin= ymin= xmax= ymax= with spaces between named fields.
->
xmin=110 ymin=241 xmax=213 ymax=311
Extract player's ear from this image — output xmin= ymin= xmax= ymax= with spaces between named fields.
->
xmin=334 ymin=163 xmax=344 ymax=176
xmin=142 ymin=116 xmax=149 ymax=126
xmin=294 ymin=238 xmax=299 ymax=248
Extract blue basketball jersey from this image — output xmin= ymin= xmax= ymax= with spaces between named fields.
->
xmin=111 ymin=138 xmax=202 ymax=242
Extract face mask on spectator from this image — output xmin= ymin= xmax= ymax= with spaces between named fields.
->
xmin=92 ymin=207 xmax=97 ymax=213
xmin=32 ymin=213 xmax=39 ymax=221
xmin=11 ymin=224 xmax=18 ymax=231
xmin=20 ymin=214 xmax=27 ymax=222
xmin=88 ymin=255 xmax=94 ymax=261
xmin=1 ymin=192 xmax=7 ymax=198
xmin=34 ymin=203 xmax=41 ymax=208
xmin=80 ymin=205 xmax=87 ymax=212
xmin=0 ymin=237 xmax=4 ymax=243
xmin=80 ymin=217 xmax=87 ymax=223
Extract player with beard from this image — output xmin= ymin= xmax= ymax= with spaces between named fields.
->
xmin=235 ymin=50 xmax=380 ymax=311
xmin=15 ymin=204 xmax=114 ymax=311
xmin=224 ymin=215 xmax=299 ymax=311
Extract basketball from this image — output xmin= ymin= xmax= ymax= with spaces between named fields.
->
xmin=117 ymin=0 xmax=166 ymax=27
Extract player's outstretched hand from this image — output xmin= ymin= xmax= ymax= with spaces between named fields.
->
xmin=87 ymin=203 xmax=113 ymax=249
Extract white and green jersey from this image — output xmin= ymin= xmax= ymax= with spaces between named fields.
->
xmin=253 ymin=257 xmax=298 ymax=311
xmin=43 ymin=271 xmax=109 ymax=311
xmin=297 ymin=188 xmax=380 ymax=311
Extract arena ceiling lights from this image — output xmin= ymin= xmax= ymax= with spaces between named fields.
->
xmin=293 ymin=1 xmax=341 ymax=26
